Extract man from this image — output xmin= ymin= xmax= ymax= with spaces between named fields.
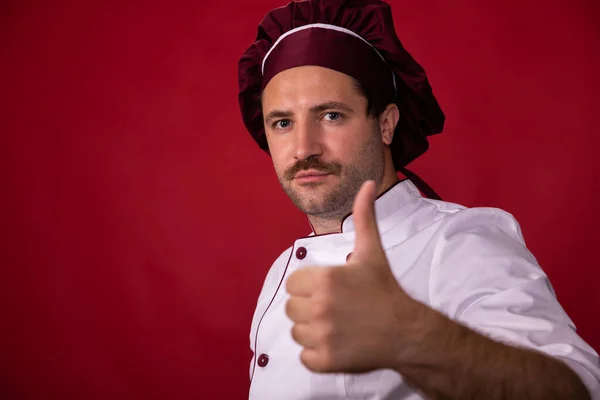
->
xmin=238 ymin=0 xmax=600 ymax=399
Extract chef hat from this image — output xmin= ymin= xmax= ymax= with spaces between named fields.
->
xmin=238 ymin=0 xmax=445 ymax=195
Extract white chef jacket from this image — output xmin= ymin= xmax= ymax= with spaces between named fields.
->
xmin=249 ymin=179 xmax=600 ymax=399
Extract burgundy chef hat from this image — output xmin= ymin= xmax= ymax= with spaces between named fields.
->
xmin=238 ymin=0 xmax=445 ymax=195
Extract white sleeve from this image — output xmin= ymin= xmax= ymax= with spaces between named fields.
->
xmin=430 ymin=207 xmax=600 ymax=398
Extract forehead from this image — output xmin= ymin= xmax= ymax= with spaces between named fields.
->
xmin=261 ymin=66 xmax=363 ymax=110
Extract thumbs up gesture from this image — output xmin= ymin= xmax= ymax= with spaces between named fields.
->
xmin=285 ymin=180 xmax=423 ymax=373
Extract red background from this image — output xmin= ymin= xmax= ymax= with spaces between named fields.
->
xmin=1 ymin=1 xmax=599 ymax=398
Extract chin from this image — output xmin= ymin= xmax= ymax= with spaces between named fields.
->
xmin=285 ymin=188 xmax=321 ymax=209
xmin=298 ymin=201 xmax=329 ymax=216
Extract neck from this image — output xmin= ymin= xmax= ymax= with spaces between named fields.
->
xmin=308 ymin=172 xmax=399 ymax=235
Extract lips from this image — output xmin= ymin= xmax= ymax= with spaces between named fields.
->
xmin=294 ymin=170 xmax=330 ymax=179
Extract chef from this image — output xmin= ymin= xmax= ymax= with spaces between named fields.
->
xmin=238 ymin=0 xmax=600 ymax=398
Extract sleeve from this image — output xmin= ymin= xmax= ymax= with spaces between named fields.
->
xmin=430 ymin=207 xmax=600 ymax=398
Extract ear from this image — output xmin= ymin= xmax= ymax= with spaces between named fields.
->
xmin=379 ymin=104 xmax=400 ymax=146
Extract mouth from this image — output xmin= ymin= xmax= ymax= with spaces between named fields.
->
xmin=293 ymin=170 xmax=331 ymax=183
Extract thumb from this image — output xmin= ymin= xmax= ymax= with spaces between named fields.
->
xmin=350 ymin=180 xmax=386 ymax=263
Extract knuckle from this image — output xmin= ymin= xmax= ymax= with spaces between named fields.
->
xmin=285 ymin=275 xmax=296 ymax=293
xmin=317 ymin=348 xmax=334 ymax=372
xmin=312 ymin=298 xmax=331 ymax=319
xmin=300 ymin=349 xmax=313 ymax=369
xmin=300 ymin=348 xmax=336 ymax=373
xmin=317 ymin=321 xmax=334 ymax=344
xmin=317 ymin=268 xmax=336 ymax=288
xmin=291 ymin=324 xmax=301 ymax=342
xmin=285 ymin=298 xmax=294 ymax=319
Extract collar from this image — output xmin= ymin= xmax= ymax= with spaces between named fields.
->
xmin=305 ymin=179 xmax=423 ymax=238
xmin=340 ymin=179 xmax=421 ymax=234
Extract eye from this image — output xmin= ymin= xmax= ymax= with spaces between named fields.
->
xmin=273 ymin=119 xmax=292 ymax=129
xmin=323 ymin=112 xmax=342 ymax=121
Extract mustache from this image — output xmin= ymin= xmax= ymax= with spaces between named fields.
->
xmin=283 ymin=157 xmax=342 ymax=181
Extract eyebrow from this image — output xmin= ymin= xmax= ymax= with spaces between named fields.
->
xmin=263 ymin=101 xmax=355 ymax=124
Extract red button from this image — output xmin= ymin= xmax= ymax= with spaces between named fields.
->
xmin=257 ymin=353 xmax=269 ymax=368
xmin=346 ymin=252 xmax=353 ymax=262
xmin=296 ymin=247 xmax=307 ymax=260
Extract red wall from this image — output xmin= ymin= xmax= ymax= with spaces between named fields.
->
xmin=1 ymin=1 xmax=599 ymax=398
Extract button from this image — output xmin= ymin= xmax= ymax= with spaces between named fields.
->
xmin=296 ymin=247 xmax=307 ymax=260
xmin=346 ymin=252 xmax=353 ymax=262
xmin=257 ymin=353 xmax=269 ymax=368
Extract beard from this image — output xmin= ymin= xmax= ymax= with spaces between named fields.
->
xmin=276 ymin=126 xmax=385 ymax=219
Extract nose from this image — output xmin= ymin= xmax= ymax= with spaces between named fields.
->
xmin=294 ymin=120 xmax=322 ymax=161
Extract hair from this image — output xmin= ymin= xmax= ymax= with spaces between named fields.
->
xmin=351 ymin=78 xmax=393 ymax=119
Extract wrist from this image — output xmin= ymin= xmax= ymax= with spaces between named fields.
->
xmin=389 ymin=298 xmax=465 ymax=373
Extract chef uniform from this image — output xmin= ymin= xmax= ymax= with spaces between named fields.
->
xmin=237 ymin=0 xmax=600 ymax=398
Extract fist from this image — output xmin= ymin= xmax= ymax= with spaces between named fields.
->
xmin=285 ymin=180 xmax=418 ymax=373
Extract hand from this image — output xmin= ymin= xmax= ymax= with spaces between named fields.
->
xmin=285 ymin=180 xmax=421 ymax=373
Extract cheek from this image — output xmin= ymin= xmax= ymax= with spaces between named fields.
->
xmin=323 ymin=128 xmax=365 ymax=161
xmin=271 ymin=158 xmax=287 ymax=176
xmin=266 ymin=139 xmax=291 ymax=174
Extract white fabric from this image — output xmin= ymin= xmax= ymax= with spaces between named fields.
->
xmin=248 ymin=180 xmax=600 ymax=399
